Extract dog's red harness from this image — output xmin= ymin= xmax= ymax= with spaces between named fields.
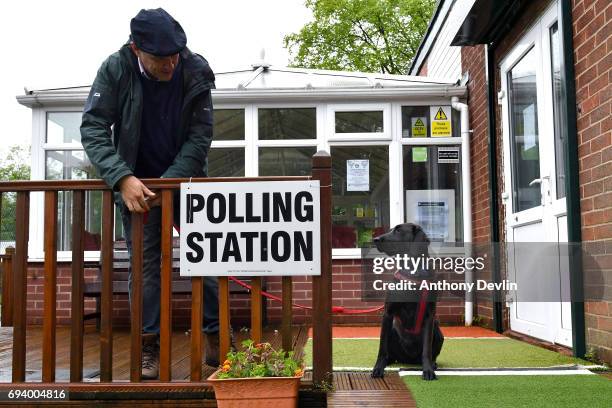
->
xmin=393 ymin=269 xmax=430 ymax=335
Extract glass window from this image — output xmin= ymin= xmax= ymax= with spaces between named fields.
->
xmin=550 ymin=23 xmax=567 ymax=199
xmin=47 ymin=112 xmax=82 ymax=144
xmin=45 ymin=150 xmax=101 ymax=251
xmin=401 ymin=106 xmax=460 ymax=138
xmin=335 ymin=111 xmax=383 ymax=133
xmin=213 ymin=109 xmax=245 ymax=141
xmin=208 ymin=148 xmax=245 ymax=177
xmin=403 ymin=146 xmax=463 ymax=242
xmin=330 ymin=146 xmax=390 ymax=248
xmin=258 ymin=147 xmax=316 ymax=176
xmin=258 ymin=108 xmax=316 ymax=140
xmin=507 ymin=47 xmax=541 ymax=212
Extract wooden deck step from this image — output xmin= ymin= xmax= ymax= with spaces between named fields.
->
xmin=328 ymin=372 xmax=416 ymax=407
xmin=328 ymin=390 xmax=416 ymax=407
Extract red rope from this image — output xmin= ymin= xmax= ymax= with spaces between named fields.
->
xmin=173 ymin=223 xmax=383 ymax=315
xmin=229 ymin=276 xmax=384 ymax=315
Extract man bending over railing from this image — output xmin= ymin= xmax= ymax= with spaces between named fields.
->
xmin=81 ymin=7 xmax=220 ymax=379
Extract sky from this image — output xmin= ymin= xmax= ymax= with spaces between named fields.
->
xmin=0 ymin=0 xmax=312 ymax=153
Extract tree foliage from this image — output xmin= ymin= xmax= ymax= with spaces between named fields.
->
xmin=284 ymin=0 xmax=436 ymax=74
xmin=1 ymin=145 xmax=31 ymax=245
xmin=0 ymin=145 xmax=30 ymax=182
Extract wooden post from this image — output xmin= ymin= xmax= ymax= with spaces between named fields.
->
xmin=159 ymin=190 xmax=173 ymax=382
xmin=130 ymin=212 xmax=144 ymax=382
xmin=190 ymin=277 xmax=203 ymax=381
xmin=100 ymin=191 xmax=114 ymax=382
xmin=70 ymin=190 xmax=85 ymax=382
xmin=12 ymin=192 xmax=29 ymax=383
xmin=42 ymin=191 xmax=58 ymax=382
xmin=250 ymin=277 xmax=262 ymax=344
xmin=281 ymin=276 xmax=293 ymax=352
xmin=1 ymin=247 xmax=14 ymax=327
xmin=312 ymin=151 xmax=332 ymax=385
xmin=218 ymin=277 xmax=230 ymax=363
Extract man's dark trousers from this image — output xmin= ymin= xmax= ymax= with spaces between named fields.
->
xmin=120 ymin=196 xmax=219 ymax=334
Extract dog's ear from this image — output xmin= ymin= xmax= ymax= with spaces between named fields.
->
xmin=412 ymin=224 xmax=430 ymax=244
xmin=411 ymin=224 xmax=430 ymax=260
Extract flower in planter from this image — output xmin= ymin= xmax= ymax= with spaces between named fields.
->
xmin=216 ymin=339 xmax=304 ymax=379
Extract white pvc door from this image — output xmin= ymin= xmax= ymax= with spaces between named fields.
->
xmin=500 ymin=2 xmax=572 ymax=347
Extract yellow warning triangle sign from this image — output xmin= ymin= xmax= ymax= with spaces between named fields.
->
xmin=414 ymin=118 xmax=424 ymax=127
xmin=434 ymin=107 xmax=448 ymax=121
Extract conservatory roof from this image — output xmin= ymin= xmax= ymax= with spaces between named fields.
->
xmin=17 ymin=63 xmax=466 ymax=107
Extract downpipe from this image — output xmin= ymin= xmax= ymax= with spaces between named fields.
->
xmin=451 ymin=96 xmax=473 ymax=326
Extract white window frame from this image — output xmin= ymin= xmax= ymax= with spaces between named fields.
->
xmin=499 ymin=3 xmax=563 ymax=225
xmin=396 ymin=102 xmax=463 ymax=241
xmin=27 ymin=99 xmax=464 ymax=261
xmin=30 ymin=107 xmax=105 ymax=261
xmin=209 ymin=104 xmax=249 ymax=177
xmin=327 ymin=103 xmax=391 ymax=141
xmin=253 ymin=103 xmax=320 ymax=178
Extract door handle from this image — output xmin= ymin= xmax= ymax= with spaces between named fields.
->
xmin=529 ymin=178 xmax=542 ymax=186
xmin=529 ymin=175 xmax=550 ymax=187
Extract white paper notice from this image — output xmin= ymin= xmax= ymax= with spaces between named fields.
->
xmin=347 ymin=160 xmax=369 ymax=191
xmin=416 ymin=200 xmax=449 ymax=241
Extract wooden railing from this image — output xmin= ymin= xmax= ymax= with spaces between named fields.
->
xmin=0 ymin=152 xmax=332 ymax=391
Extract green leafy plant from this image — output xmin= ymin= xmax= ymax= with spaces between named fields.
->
xmin=217 ymin=339 xmax=304 ymax=379
xmin=584 ymin=346 xmax=601 ymax=365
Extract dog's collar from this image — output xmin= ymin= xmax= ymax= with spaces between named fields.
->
xmin=393 ymin=268 xmax=428 ymax=281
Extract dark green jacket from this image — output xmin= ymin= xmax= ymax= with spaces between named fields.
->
xmin=80 ymin=43 xmax=215 ymax=197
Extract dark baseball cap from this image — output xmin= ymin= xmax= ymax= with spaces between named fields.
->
xmin=130 ymin=8 xmax=186 ymax=56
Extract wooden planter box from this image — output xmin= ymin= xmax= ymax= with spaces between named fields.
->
xmin=207 ymin=369 xmax=302 ymax=408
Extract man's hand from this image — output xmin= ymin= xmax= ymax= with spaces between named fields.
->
xmin=118 ymin=175 xmax=156 ymax=213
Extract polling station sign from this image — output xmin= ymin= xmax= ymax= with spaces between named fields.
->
xmin=180 ymin=181 xmax=321 ymax=276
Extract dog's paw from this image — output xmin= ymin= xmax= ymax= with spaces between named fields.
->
xmin=421 ymin=368 xmax=437 ymax=381
xmin=371 ymin=366 xmax=385 ymax=378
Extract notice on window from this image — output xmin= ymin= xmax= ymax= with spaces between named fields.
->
xmin=430 ymin=106 xmax=452 ymax=137
xmin=405 ymin=189 xmax=455 ymax=242
xmin=438 ymin=147 xmax=460 ymax=163
xmin=347 ymin=159 xmax=369 ymax=191
xmin=411 ymin=117 xmax=427 ymax=137
xmin=416 ymin=200 xmax=449 ymax=241
xmin=412 ymin=147 xmax=428 ymax=162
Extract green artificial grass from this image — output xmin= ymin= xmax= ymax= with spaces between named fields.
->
xmin=403 ymin=375 xmax=612 ymax=408
xmin=303 ymin=338 xmax=591 ymax=368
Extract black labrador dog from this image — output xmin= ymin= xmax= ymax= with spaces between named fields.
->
xmin=371 ymin=223 xmax=444 ymax=380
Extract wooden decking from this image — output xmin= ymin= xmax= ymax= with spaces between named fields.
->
xmin=0 ymin=326 xmax=309 ymax=382
xmin=0 ymin=326 xmax=417 ymax=407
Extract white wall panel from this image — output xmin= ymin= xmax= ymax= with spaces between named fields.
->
xmin=426 ymin=0 xmax=476 ymax=80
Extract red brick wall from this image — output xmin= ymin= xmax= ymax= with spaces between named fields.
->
xmin=25 ymin=263 xmax=98 ymax=326
xmin=460 ymin=44 xmax=497 ymax=329
xmin=24 ymin=257 xmax=468 ymax=328
xmin=573 ymin=0 xmax=612 ymax=363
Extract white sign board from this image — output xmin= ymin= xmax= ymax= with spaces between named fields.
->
xmin=347 ymin=159 xmax=369 ymax=191
xmin=180 ymin=181 xmax=321 ymax=276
